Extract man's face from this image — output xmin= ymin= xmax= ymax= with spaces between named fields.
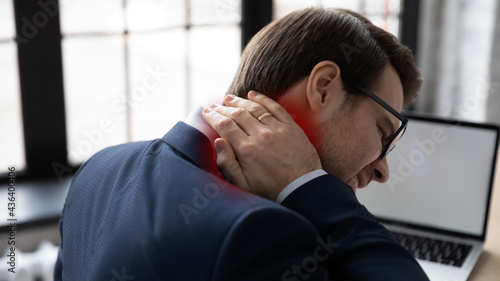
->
xmin=316 ymin=64 xmax=404 ymax=193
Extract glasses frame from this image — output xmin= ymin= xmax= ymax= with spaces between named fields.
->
xmin=341 ymin=74 xmax=408 ymax=158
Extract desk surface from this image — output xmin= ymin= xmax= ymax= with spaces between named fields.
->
xmin=468 ymin=153 xmax=500 ymax=280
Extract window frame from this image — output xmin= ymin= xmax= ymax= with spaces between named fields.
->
xmin=11 ymin=0 xmax=69 ymax=181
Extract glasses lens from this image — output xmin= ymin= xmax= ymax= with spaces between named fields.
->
xmin=383 ymin=121 xmax=407 ymax=157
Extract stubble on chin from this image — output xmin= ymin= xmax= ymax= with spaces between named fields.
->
xmin=315 ymin=97 xmax=363 ymax=189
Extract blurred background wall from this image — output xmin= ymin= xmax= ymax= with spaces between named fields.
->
xmin=415 ymin=0 xmax=499 ymax=123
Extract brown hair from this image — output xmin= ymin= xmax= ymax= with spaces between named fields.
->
xmin=226 ymin=7 xmax=422 ymax=108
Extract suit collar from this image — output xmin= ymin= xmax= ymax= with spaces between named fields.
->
xmin=162 ymin=121 xmax=220 ymax=175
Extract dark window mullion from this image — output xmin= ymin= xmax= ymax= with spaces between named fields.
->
xmin=13 ymin=0 xmax=68 ymax=179
xmin=241 ymin=0 xmax=272 ymax=51
xmin=400 ymin=0 xmax=420 ymax=58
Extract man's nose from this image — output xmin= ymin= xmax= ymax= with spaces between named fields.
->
xmin=371 ymin=157 xmax=390 ymax=183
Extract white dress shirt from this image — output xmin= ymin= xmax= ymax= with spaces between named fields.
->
xmin=275 ymin=169 xmax=327 ymax=204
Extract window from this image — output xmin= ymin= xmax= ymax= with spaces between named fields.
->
xmin=0 ymin=0 xmax=25 ymax=174
xmin=60 ymin=0 xmax=241 ymax=164
xmin=274 ymin=0 xmax=402 ymax=37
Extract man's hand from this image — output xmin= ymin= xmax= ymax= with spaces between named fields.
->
xmin=202 ymin=91 xmax=322 ymax=201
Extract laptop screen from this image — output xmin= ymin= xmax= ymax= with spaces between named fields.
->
xmin=357 ymin=115 xmax=499 ymax=238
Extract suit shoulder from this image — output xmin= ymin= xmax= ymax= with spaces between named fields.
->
xmin=74 ymin=138 xmax=164 ymax=175
xmin=91 ymin=138 xmax=164 ymax=161
xmin=216 ymin=199 xmax=320 ymax=248
xmin=211 ymin=201 xmax=324 ymax=280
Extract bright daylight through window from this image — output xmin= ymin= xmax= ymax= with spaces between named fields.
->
xmin=60 ymin=0 xmax=241 ymax=165
xmin=0 ymin=0 xmax=25 ymax=174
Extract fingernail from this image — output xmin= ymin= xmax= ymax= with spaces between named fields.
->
xmin=248 ymin=91 xmax=258 ymax=98
xmin=209 ymin=104 xmax=218 ymax=109
xmin=202 ymin=108 xmax=211 ymax=113
xmin=225 ymin=94 xmax=235 ymax=102
xmin=214 ymin=140 xmax=224 ymax=153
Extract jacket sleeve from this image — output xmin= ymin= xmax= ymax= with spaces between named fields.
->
xmin=281 ymin=174 xmax=429 ymax=281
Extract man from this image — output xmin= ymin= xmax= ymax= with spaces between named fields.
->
xmin=55 ymin=7 xmax=428 ymax=280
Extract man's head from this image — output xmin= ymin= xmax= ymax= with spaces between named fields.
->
xmin=226 ymin=7 xmax=422 ymax=192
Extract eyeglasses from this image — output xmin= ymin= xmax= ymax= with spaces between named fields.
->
xmin=341 ymin=74 xmax=408 ymax=159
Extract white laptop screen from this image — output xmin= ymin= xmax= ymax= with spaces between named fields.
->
xmin=357 ymin=117 xmax=498 ymax=237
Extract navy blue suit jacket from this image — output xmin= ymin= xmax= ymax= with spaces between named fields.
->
xmin=55 ymin=121 xmax=429 ymax=280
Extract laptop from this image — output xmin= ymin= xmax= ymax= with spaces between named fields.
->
xmin=357 ymin=113 xmax=499 ymax=281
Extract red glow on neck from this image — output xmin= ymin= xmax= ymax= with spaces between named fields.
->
xmin=278 ymin=100 xmax=320 ymax=149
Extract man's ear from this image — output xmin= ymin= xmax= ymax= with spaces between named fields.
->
xmin=305 ymin=60 xmax=345 ymax=122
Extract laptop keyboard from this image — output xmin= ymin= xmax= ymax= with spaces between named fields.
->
xmin=391 ymin=231 xmax=473 ymax=267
